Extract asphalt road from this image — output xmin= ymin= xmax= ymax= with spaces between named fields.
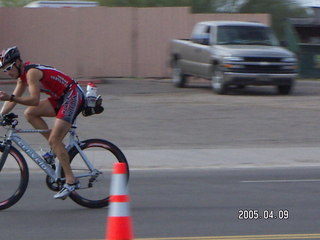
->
xmin=1 ymin=78 xmax=320 ymax=239
xmin=2 ymin=167 xmax=320 ymax=240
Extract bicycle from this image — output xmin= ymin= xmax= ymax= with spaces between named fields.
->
xmin=0 ymin=113 xmax=129 ymax=210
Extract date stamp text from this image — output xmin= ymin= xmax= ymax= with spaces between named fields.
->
xmin=238 ymin=209 xmax=289 ymax=220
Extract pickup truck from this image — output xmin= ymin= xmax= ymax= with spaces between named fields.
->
xmin=170 ymin=21 xmax=298 ymax=94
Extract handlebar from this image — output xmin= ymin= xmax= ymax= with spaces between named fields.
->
xmin=0 ymin=113 xmax=19 ymax=127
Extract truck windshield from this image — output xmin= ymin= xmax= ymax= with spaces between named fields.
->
xmin=216 ymin=25 xmax=279 ymax=46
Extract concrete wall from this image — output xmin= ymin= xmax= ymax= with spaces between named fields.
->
xmin=0 ymin=7 xmax=269 ymax=79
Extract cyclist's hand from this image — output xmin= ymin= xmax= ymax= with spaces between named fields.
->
xmin=0 ymin=113 xmax=18 ymax=126
xmin=0 ymin=91 xmax=10 ymax=101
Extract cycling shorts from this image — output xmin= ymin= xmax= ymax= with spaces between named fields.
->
xmin=48 ymin=85 xmax=85 ymax=124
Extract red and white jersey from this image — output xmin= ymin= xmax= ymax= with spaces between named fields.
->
xmin=20 ymin=62 xmax=75 ymax=100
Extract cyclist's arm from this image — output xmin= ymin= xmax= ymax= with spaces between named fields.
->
xmin=18 ymin=68 xmax=41 ymax=106
xmin=0 ymin=79 xmax=27 ymax=115
xmin=1 ymin=69 xmax=41 ymax=109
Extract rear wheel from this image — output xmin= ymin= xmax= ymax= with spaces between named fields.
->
xmin=172 ymin=62 xmax=187 ymax=88
xmin=0 ymin=145 xmax=29 ymax=210
xmin=68 ymin=139 xmax=128 ymax=208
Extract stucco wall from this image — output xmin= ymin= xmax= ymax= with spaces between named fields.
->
xmin=0 ymin=7 xmax=269 ymax=78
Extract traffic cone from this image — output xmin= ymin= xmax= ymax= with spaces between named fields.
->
xmin=106 ymin=162 xmax=133 ymax=240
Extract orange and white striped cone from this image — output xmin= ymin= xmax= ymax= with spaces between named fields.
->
xmin=106 ymin=162 xmax=133 ymax=240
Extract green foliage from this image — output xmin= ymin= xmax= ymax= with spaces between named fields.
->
xmin=103 ymin=0 xmax=192 ymax=7
xmin=102 ymin=0 xmax=232 ymax=12
xmin=238 ymin=0 xmax=309 ymax=40
xmin=1 ymin=0 xmax=309 ymax=40
xmin=1 ymin=0 xmax=31 ymax=7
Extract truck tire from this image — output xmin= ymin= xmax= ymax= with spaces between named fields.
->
xmin=277 ymin=81 xmax=294 ymax=95
xmin=212 ymin=66 xmax=227 ymax=94
xmin=172 ymin=62 xmax=187 ymax=88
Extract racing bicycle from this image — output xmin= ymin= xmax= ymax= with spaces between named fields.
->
xmin=0 ymin=113 xmax=128 ymax=210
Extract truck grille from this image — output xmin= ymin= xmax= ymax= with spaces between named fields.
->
xmin=242 ymin=65 xmax=295 ymax=74
xmin=243 ymin=57 xmax=282 ymax=62
xmin=229 ymin=57 xmax=296 ymax=74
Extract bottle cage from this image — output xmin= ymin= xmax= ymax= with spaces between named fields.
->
xmin=82 ymin=95 xmax=104 ymax=117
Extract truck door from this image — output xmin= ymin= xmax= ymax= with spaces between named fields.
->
xmin=189 ymin=25 xmax=213 ymax=78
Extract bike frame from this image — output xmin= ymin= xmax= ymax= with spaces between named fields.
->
xmin=2 ymin=125 xmax=96 ymax=182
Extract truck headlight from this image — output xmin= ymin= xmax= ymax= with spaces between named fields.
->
xmin=222 ymin=64 xmax=245 ymax=69
xmin=282 ymin=65 xmax=298 ymax=70
xmin=222 ymin=56 xmax=245 ymax=69
xmin=281 ymin=57 xmax=297 ymax=63
xmin=224 ymin=56 xmax=244 ymax=62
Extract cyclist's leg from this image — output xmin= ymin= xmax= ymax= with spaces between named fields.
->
xmin=51 ymin=87 xmax=84 ymax=185
xmin=49 ymin=118 xmax=75 ymax=184
xmin=24 ymin=99 xmax=56 ymax=139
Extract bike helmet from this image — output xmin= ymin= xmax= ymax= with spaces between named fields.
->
xmin=0 ymin=46 xmax=21 ymax=68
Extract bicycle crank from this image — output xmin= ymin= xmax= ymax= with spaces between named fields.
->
xmin=45 ymin=176 xmax=64 ymax=192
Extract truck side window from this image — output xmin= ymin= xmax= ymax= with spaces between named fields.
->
xmin=192 ymin=25 xmax=210 ymax=45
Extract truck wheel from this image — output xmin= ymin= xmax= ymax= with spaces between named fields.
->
xmin=212 ymin=66 xmax=227 ymax=94
xmin=172 ymin=64 xmax=187 ymax=88
xmin=277 ymin=82 xmax=294 ymax=95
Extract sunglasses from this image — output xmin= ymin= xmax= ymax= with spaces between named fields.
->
xmin=3 ymin=62 xmax=15 ymax=72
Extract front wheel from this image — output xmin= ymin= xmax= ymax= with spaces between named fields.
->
xmin=211 ymin=66 xmax=228 ymax=94
xmin=68 ymin=139 xmax=128 ymax=208
xmin=0 ymin=144 xmax=29 ymax=210
xmin=277 ymin=84 xmax=293 ymax=95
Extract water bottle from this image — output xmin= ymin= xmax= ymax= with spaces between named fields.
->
xmin=86 ymin=82 xmax=97 ymax=107
xmin=43 ymin=152 xmax=55 ymax=165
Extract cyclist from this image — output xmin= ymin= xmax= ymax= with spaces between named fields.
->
xmin=0 ymin=46 xmax=84 ymax=199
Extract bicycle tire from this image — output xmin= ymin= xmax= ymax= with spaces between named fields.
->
xmin=0 ymin=144 xmax=29 ymax=210
xmin=67 ymin=139 xmax=128 ymax=208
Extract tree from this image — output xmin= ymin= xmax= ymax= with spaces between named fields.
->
xmin=1 ymin=0 xmax=31 ymax=7
xmin=103 ymin=0 xmax=192 ymax=7
xmin=238 ymin=0 xmax=309 ymax=39
xmin=212 ymin=0 xmax=246 ymax=12
xmin=2 ymin=0 xmax=309 ymax=39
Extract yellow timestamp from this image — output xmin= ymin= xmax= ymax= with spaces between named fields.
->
xmin=238 ymin=209 xmax=289 ymax=220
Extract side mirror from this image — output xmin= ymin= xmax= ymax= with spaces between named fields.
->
xmin=192 ymin=34 xmax=210 ymax=45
